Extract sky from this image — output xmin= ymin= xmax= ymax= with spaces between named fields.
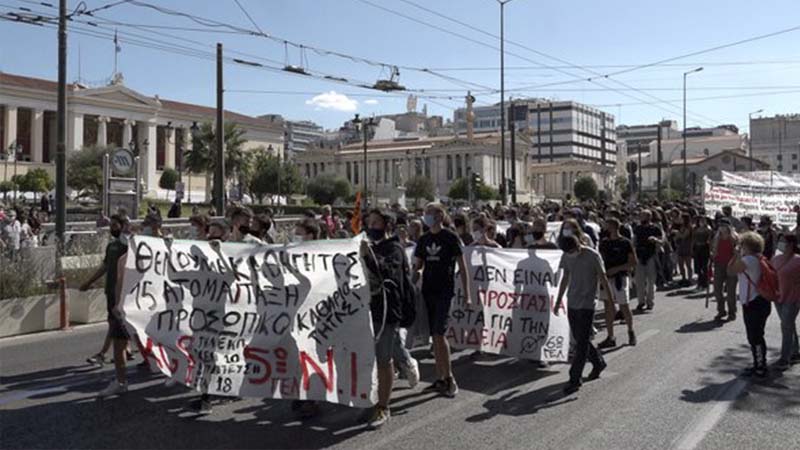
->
xmin=2 ymin=0 xmax=800 ymax=132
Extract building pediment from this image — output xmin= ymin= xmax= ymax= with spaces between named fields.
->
xmin=71 ymin=84 xmax=161 ymax=109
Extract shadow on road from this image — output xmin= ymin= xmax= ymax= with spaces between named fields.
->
xmin=464 ymin=382 xmax=575 ymax=422
xmin=675 ymin=319 xmax=726 ymax=334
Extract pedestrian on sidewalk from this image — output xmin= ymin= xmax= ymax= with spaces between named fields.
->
xmin=555 ymin=234 xmax=613 ymax=395
xmin=728 ymin=231 xmax=771 ymax=378
xmin=770 ymin=233 xmax=800 ymax=370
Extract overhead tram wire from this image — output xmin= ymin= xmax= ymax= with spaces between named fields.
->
xmin=355 ymin=0 xmax=718 ymax=128
xmin=232 ymin=0 xmax=265 ymax=35
xmin=392 ymin=0 xmax=721 ymax=127
xmin=590 ymin=88 xmax=800 ymax=108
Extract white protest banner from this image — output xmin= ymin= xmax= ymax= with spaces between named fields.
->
xmin=704 ymin=177 xmax=800 ymax=227
xmin=546 ymin=221 xmax=562 ymax=243
xmin=446 ymin=247 xmax=569 ymax=361
xmin=121 ymin=236 xmax=377 ymax=407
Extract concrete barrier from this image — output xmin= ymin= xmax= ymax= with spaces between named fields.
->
xmin=0 ymin=294 xmax=60 ymax=338
xmin=67 ymin=288 xmax=107 ymax=324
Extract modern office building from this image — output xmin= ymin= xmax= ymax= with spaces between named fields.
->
xmin=617 ymin=120 xmax=739 ymax=155
xmin=284 ymin=119 xmax=324 ymax=158
xmin=750 ymin=114 xmax=800 ymax=173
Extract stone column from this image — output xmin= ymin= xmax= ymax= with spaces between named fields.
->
xmin=3 ymin=106 xmax=18 ymax=153
xmin=164 ymin=126 xmax=176 ymax=169
xmin=31 ymin=109 xmax=44 ymax=163
xmin=97 ymin=116 xmax=109 ymax=148
xmin=67 ymin=112 xmax=83 ymax=151
xmin=122 ymin=119 xmax=134 ymax=148
xmin=139 ymin=122 xmax=158 ymax=195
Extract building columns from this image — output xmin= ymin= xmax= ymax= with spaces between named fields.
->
xmin=3 ymin=106 xmax=18 ymax=153
xmin=67 ymin=112 xmax=83 ymax=151
xmin=122 ymin=119 xmax=134 ymax=148
xmin=139 ymin=122 xmax=157 ymax=194
xmin=31 ymin=109 xmax=44 ymax=163
xmin=164 ymin=126 xmax=176 ymax=169
xmin=97 ymin=116 xmax=109 ymax=148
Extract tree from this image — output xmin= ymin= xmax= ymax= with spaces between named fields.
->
xmin=573 ymin=176 xmax=598 ymax=201
xmin=248 ymin=147 xmax=304 ymax=204
xmin=183 ymin=121 xmax=251 ymax=202
xmin=405 ymin=175 xmax=434 ymax=207
xmin=16 ymin=169 xmax=54 ymax=201
xmin=447 ymin=177 xmax=498 ymax=201
xmin=159 ymin=168 xmax=179 ymax=199
xmin=306 ymin=173 xmax=351 ymax=205
xmin=67 ymin=146 xmax=107 ymax=200
xmin=0 ymin=180 xmax=15 ymax=202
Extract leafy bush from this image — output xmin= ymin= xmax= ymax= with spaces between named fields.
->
xmin=573 ymin=176 xmax=598 ymax=201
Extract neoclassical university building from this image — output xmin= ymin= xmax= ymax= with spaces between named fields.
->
xmin=0 ymin=72 xmax=284 ymax=199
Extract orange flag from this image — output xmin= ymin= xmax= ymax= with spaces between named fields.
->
xmin=351 ymin=191 xmax=362 ymax=235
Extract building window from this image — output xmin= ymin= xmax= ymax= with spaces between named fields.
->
xmin=313 ymin=163 xmax=318 ymax=177
xmin=793 ymin=154 xmax=798 ymax=161
xmin=354 ymin=162 xmax=359 ymax=185
xmin=777 ymin=154 xmax=783 ymax=161
xmin=376 ymin=160 xmax=381 ymax=184
xmin=346 ymin=162 xmax=352 ymax=183
xmin=392 ymin=159 xmax=398 ymax=185
xmin=447 ymin=155 xmax=453 ymax=180
xmin=320 ymin=162 xmax=325 ymax=173
xmin=424 ymin=157 xmax=430 ymax=178
xmin=456 ymin=154 xmax=463 ymax=179
xmin=794 ymin=164 xmax=798 ymax=171
xmin=415 ymin=157 xmax=422 ymax=176
xmin=305 ymin=163 xmax=311 ymax=178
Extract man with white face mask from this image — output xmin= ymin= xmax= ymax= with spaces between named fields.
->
xmin=292 ymin=218 xmax=320 ymax=243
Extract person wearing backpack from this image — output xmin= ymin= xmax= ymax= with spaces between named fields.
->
xmin=728 ymin=232 xmax=773 ymax=378
xmin=770 ymin=233 xmax=800 ymax=370
xmin=361 ymin=208 xmax=411 ymax=428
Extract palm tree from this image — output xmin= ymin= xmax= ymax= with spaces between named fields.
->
xmin=183 ymin=121 xmax=251 ymax=202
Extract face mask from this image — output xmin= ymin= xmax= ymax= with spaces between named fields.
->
xmin=366 ymin=228 xmax=384 ymax=241
xmin=238 ymin=225 xmax=251 ymax=236
xmin=141 ymin=227 xmax=152 ymax=237
xmin=777 ymin=241 xmax=787 ymax=253
xmin=524 ymin=234 xmax=535 ymax=245
xmin=472 ymin=230 xmax=484 ymax=242
xmin=423 ymin=214 xmax=436 ymax=227
xmin=110 ymin=229 xmax=121 ymax=238
xmin=532 ymin=231 xmax=544 ymax=240
xmin=562 ymin=228 xmax=574 ymax=238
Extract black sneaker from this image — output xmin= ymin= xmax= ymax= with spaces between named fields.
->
xmin=586 ymin=362 xmax=607 ymax=381
xmin=424 ymin=379 xmax=446 ymax=392
xmin=714 ymin=313 xmax=726 ymax=321
xmin=754 ymin=367 xmax=768 ymax=378
xmin=597 ymin=337 xmax=616 ymax=349
xmin=563 ymin=381 xmax=581 ymax=395
xmin=635 ymin=304 xmax=646 ymax=313
xmin=726 ymin=313 xmax=737 ymax=322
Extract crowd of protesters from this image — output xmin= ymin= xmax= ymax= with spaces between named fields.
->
xmin=74 ymin=195 xmax=800 ymax=429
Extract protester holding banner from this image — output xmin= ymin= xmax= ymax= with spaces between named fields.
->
xmin=770 ymin=233 xmax=800 ymax=370
xmin=80 ymin=214 xmax=131 ymax=397
xmin=529 ymin=218 xmax=558 ymax=250
xmin=555 ymin=234 xmax=611 ymax=394
xmin=413 ymin=202 xmax=472 ymax=398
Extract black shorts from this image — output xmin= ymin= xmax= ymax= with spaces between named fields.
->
xmin=107 ymin=309 xmax=130 ymax=340
xmin=423 ymin=291 xmax=453 ymax=336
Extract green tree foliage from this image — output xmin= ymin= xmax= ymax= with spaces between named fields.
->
xmin=13 ymin=169 xmax=54 ymax=200
xmin=159 ymin=168 xmax=179 ymax=198
xmin=405 ymin=175 xmax=434 ymax=206
xmin=573 ymin=176 xmax=598 ymax=201
xmin=306 ymin=173 xmax=351 ymax=205
xmin=67 ymin=146 xmax=107 ymax=199
xmin=183 ymin=121 xmax=250 ymax=182
xmin=248 ymin=148 xmax=304 ymax=204
xmin=447 ymin=177 xmax=498 ymax=201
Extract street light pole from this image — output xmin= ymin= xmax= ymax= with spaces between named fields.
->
xmin=497 ymin=0 xmax=515 ymax=206
xmin=214 ymin=42 xmax=225 ymax=216
xmin=55 ymin=0 xmax=67 ymax=251
xmin=748 ymin=109 xmax=763 ymax=171
xmin=682 ymin=66 xmax=703 ymax=196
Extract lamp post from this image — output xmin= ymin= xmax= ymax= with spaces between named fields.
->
xmin=352 ymin=114 xmax=376 ymax=209
xmin=496 ymin=0 xmax=516 ymax=205
xmin=682 ymin=66 xmax=703 ymax=196
xmin=748 ymin=109 xmax=763 ymax=171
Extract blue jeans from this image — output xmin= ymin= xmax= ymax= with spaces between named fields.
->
xmin=775 ymin=302 xmax=800 ymax=362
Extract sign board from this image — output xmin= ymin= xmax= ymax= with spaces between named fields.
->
xmin=110 ymin=148 xmax=135 ymax=176
xmin=109 ymin=178 xmax=137 ymax=193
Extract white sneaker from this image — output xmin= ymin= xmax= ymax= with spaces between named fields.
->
xmin=404 ymin=359 xmax=420 ymax=389
xmin=99 ymin=380 xmax=128 ymax=398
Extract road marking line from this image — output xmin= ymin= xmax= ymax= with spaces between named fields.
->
xmin=670 ymin=378 xmax=749 ymax=450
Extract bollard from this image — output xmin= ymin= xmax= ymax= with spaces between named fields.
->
xmin=58 ymin=276 xmax=70 ymax=330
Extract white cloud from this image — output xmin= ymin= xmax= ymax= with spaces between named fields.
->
xmin=305 ymin=91 xmax=358 ymax=112
xmin=364 ymin=99 xmax=379 ymax=105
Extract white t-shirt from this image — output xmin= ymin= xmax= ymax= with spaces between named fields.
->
xmin=5 ymin=220 xmax=21 ymax=250
xmin=737 ymin=255 xmax=762 ymax=304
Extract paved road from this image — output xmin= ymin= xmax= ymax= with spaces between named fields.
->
xmin=1 ymin=287 xmax=798 ymax=450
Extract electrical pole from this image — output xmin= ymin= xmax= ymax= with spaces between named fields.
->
xmin=682 ymin=67 xmax=703 ymax=196
xmin=508 ymin=101 xmax=517 ymax=204
xmin=498 ymin=0 xmax=508 ymax=205
xmin=656 ymin=125 xmax=663 ymax=200
xmin=55 ymin=0 xmax=67 ymax=256
xmin=214 ymin=43 xmax=225 ymax=215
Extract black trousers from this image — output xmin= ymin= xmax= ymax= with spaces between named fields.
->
xmin=693 ymin=248 xmax=709 ymax=287
xmin=743 ymin=296 xmax=771 ymax=369
xmin=568 ymin=308 xmax=605 ymax=384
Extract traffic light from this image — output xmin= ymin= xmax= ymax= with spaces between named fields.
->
xmin=506 ymin=178 xmax=516 ymax=195
xmin=470 ymin=172 xmax=482 ymax=190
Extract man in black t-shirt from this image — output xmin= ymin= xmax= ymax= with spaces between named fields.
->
xmin=413 ymin=203 xmax=472 ymax=399
xmin=633 ymin=210 xmax=663 ymax=311
xmin=598 ymin=218 xmax=637 ymax=348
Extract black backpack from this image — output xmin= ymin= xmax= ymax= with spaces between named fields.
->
xmin=398 ymin=251 xmax=417 ymax=328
